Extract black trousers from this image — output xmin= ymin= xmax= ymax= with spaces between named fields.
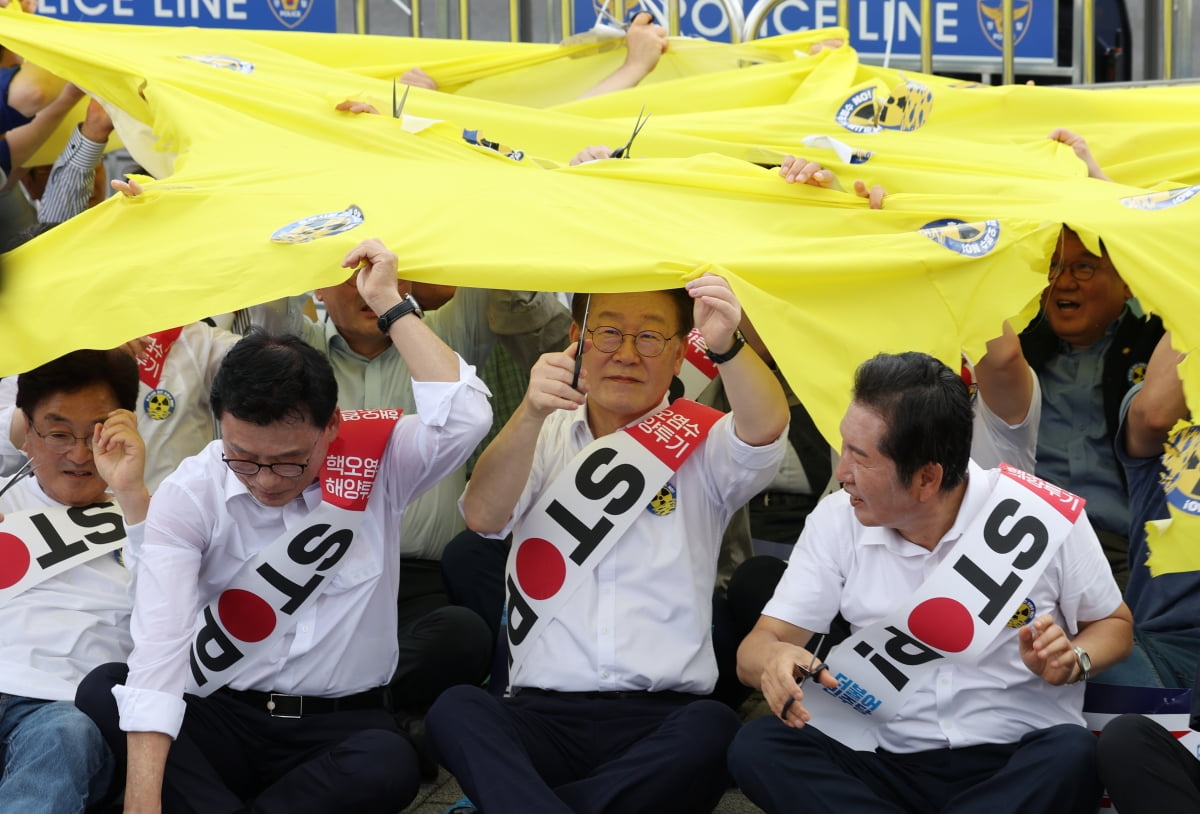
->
xmin=729 ymin=717 xmax=1103 ymax=814
xmin=427 ymin=686 xmax=740 ymax=814
xmin=393 ymin=558 xmax=492 ymax=712
xmin=1098 ymin=713 xmax=1200 ymax=814
xmin=75 ymin=663 xmax=420 ymax=814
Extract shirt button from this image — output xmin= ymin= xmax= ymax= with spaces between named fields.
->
xmin=602 ymin=671 xmax=610 ymax=679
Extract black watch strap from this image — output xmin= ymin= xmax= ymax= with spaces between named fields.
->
xmin=376 ymin=294 xmax=423 ymax=334
xmin=705 ymin=330 xmax=746 ymax=365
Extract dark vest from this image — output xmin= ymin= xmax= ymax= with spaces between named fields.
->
xmin=1019 ymin=308 xmax=1165 ymax=449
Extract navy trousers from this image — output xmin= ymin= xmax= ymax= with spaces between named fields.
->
xmin=75 ymin=663 xmax=420 ymax=814
xmin=729 ymin=716 xmax=1102 ymax=814
xmin=426 ymin=685 xmax=740 ymax=814
xmin=1098 ymin=713 xmax=1200 ymax=814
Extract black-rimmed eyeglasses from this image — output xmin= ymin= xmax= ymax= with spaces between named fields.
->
xmin=221 ymin=438 xmax=319 ymax=479
xmin=1048 ymin=259 xmax=1108 ymax=283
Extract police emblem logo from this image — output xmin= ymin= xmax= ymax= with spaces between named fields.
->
xmin=1119 ymin=186 xmax=1200 ymax=211
xmin=144 ymin=389 xmax=176 ymax=421
xmin=268 ymin=0 xmax=314 ymax=29
xmin=877 ymin=81 xmax=934 ymax=132
xmin=977 ymin=0 xmax=1034 ymax=51
xmin=1007 ymin=596 xmax=1036 ymax=628
xmin=270 ymin=205 xmax=365 ymax=244
xmin=919 ymin=218 xmax=1001 ymax=257
xmin=179 ymin=55 xmax=255 ymax=74
xmin=647 ymin=483 xmax=678 ymax=516
xmin=1162 ymin=425 xmax=1200 ymax=516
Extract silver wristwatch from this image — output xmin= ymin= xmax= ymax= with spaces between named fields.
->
xmin=1068 ymin=646 xmax=1092 ymax=684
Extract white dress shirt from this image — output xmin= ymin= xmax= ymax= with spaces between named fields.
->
xmin=115 ymin=358 xmax=490 ymax=738
xmin=252 ymin=288 xmax=569 ymax=559
xmin=0 ymin=477 xmax=132 ymax=702
xmin=495 ymin=399 xmax=785 ymax=695
xmin=764 ymin=461 xmax=1122 ymax=753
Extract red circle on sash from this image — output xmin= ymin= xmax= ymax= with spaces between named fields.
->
xmin=515 ymin=537 xmax=566 ymax=601
xmin=218 ymin=589 xmax=277 ymax=643
xmin=907 ymin=596 xmax=974 ymax=653
xmin=0 ymin=533 xmax=31 ymax=589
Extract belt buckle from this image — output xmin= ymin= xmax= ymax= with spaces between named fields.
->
xmin=266 ymin=693 xmax=303 ymax=719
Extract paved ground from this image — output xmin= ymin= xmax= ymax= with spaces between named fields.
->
xmin=400 ymin=696 xmax=772 ymax=814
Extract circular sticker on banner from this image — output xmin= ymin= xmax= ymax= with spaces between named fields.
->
xmin=144 ymin=389 xmax=176 ymax=420
xmin=1007 ymin=596 xmax=1036 ymax=628
xmin=919 ymin=218 xmax=1001 ymax=257
xmin=270 ymin=205 xmax=364 ymax=244
xmin=0 ymin=533 xmax=30 ymax=589
xmin=179 ymin=54 xmax=255 ymax=74
xmin=876 ymin=81 xmax=934 ymax=131
xmin=217 ymin=589 xmax=276 ymax=642
xmin=514 ymin=537 xmax=566 ymax=601
xmin=908 ymin=596 xmax=974 ymax=653
xmin=647 ymin=483 xmax=678 ymax=516
xmin=835 ymin=87 xmax=882 ymax=134
xmin=1162 ymin=425 xmax=1200 ymax=516
xmin=1119 ymin=186 xmax=1200 ymax=211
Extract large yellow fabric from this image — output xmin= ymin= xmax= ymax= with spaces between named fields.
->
xmin=1 ymin=8 xmax=1198 ymax=458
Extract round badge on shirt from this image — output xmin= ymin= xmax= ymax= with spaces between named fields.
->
xmin=144 ymin=389 xmax=176 ymax=420
xmin=647 ymin=483 xmax=678 ymax=516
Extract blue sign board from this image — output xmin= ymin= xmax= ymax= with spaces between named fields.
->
xmin=32 ymin=0 xmax=337 ymax=32
xmin=574 ymin=0 xmax=1054 ymax=62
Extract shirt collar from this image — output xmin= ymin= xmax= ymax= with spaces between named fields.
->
xmin=568 ymin=395 xmax=672 ymax=445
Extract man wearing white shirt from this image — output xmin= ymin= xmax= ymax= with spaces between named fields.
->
xmin=0 ymin=349 xmax=148 ymax=813
xmin=427 ymin=275 xmax=789 ymax=813
xmin=253 ymin=274 xmax=570 ymax=720
xmin=75 ymin=239 xmax=492 ymax=814
xmin=730 ymin=351 xmax=1134 ymax=814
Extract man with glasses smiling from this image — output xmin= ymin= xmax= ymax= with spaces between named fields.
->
xmin=0 ymin=348 xmax=147 ymax=814
xmin=75 ymin=238 xmax=492 ymax=814
xmin=426 ymin=274 xmax=789 ymax=813
xmin=1019 ymin=226 xmax=1164 ymax=589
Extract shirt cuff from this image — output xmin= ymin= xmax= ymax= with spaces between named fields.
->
xmin=114 ymin=684 xmax=187 ymax=739
xmin=60 ymin=125 xmax=106 ymax=171
xmin=411 ymin=355 xmax=491 ymax=428
xmin=122 ymin=520 xmax=145 ymax=570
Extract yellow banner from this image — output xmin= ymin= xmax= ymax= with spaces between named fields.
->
xmin=1 ymin=9 xmax=1199 ymax=452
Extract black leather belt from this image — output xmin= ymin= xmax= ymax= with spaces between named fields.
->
xmin=516 ymin=688 xmax=696 ymax=703
xmin=751 ymin=491 xmax=813 ymax=509
xmin=218 ymin=686 xmax=390 ymax=718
